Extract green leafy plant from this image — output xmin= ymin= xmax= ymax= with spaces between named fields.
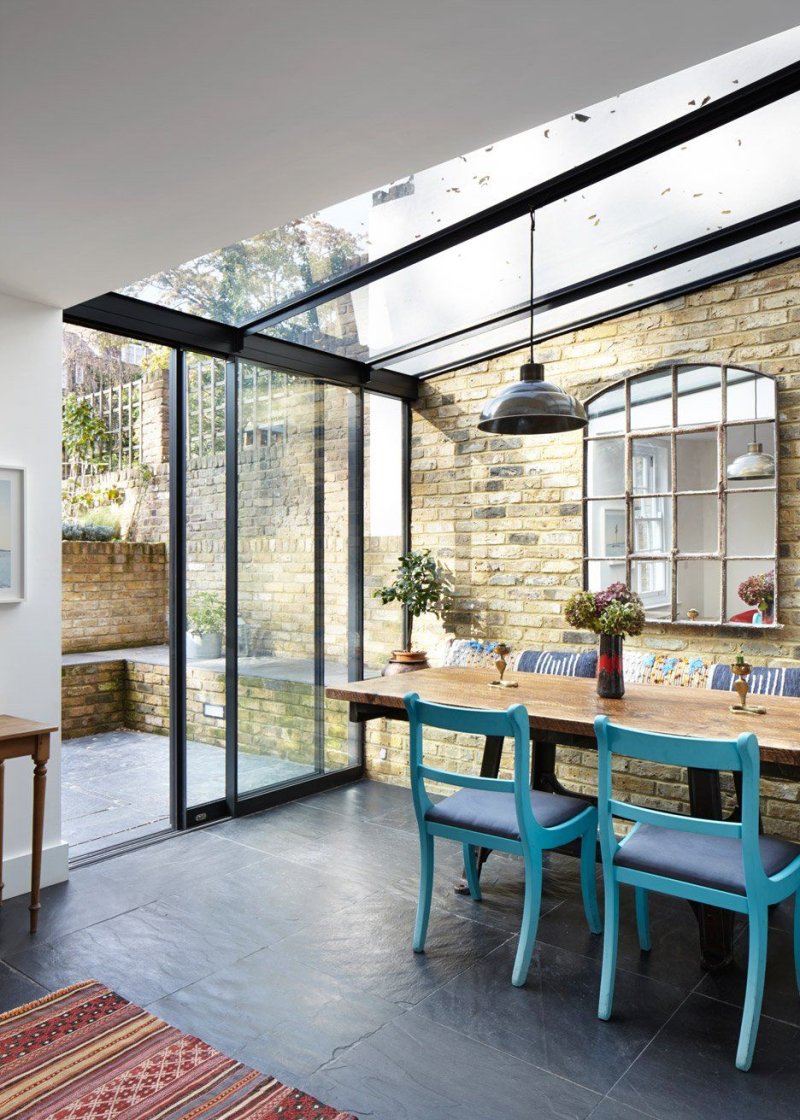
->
xmin=565 ymin=582 xmax=645 ymax=638
xmin=373 ymin=549 xmax=446 ymax=652
xmin=62 ymin=393 xmax=111 ymax=476
xmin=187 ymin=592 xmax=226 ymax=638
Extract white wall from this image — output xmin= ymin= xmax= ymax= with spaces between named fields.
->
xmin=0 ymin=292 xmax=67 ymax=897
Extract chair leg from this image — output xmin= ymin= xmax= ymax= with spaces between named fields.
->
xmin=580 ymin=828 xmax=601 ymax=934
xmin=462 ymin=843 xmax=482 ymax=901
xmin=512 ymin=851 xmax=543 ymax=987
xmin=598 ymin=875 xmax=620 ymax=1021
xmin=736 ymin=907 xmax=768 ymax=1072
xmin=413 ymin=832 xmax=434 ymax=953
xmin=794 ymin=893 xmax=800 ymax=995
xmin=635 ymin=888 xmax=651 ymax=952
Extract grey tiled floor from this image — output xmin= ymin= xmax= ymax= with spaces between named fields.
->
xmin=2 ymin=780 xmax=800 ymax=1119
xmin=62 ymin=730 xmax=313 ymax=857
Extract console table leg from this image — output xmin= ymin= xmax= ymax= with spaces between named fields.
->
xmin=29 ymin=755 xmax=47 ymax=934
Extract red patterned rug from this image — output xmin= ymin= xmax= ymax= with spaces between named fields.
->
xmin=0 ymin=980 xmax=356 ymax=1120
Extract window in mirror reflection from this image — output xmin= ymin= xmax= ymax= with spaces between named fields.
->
xmin=584 ymin=364 xmax=777 ymax=625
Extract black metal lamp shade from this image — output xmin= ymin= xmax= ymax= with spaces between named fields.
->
xmin=477 ymin=362 xmax=588 ymax=434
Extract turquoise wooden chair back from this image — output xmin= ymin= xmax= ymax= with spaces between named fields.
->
xmin=404 ymin=693 xmax=541 ymax=845
xmin=593 ymin=716 xmax=765 ymax=895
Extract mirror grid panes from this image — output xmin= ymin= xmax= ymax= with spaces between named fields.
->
xmin=584 ymin=364 xmax=777 ymax=624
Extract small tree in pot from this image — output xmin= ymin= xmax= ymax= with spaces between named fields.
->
xmin=373 ymin=549 xmax=446 ymax=674
xmin=187 ymin=592 xmax=226 ymax=660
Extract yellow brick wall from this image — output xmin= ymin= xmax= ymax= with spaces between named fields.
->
xmin=365 ymin=258 xmax=800 ymax=837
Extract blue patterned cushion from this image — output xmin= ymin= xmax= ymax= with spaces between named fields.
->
xmin=444 ymin=639 xmax=509 ymax=670
xmin=514 ymin=649 xmax=598 ymax=678
xmin=708 ymin=664 xmax=800 ymax=697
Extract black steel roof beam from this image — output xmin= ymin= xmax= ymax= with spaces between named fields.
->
xmin=402 ymin=241 xmax=800 ymax=381
xmin=241 ymin=59 xmax=800 ymax=335
xmin=64 ymin=292 xmax=417 ymax=400
xmin=365 ymin=196 xmax=800 ymax=369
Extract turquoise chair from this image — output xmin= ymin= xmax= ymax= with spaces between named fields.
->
xmin=594 ymin=715 xmax=800 ymax=1071
xmin=405 ymin=692 xmax=601 ymax=987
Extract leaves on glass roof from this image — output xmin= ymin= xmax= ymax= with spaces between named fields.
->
xmin=573 ymin=112 xmax=591 ymax=122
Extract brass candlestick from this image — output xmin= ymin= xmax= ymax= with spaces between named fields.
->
xmin=729 ymin=660 xmax=766 ymax=715
xmin=488 ymin=644 xmax=518 ymax=688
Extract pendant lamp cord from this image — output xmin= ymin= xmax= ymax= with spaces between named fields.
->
xmin=529 ymin=209 xmax=536 ymax=366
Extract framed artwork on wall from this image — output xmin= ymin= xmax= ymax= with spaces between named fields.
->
xmin=0 ymin=466 xmax=25 ymax=603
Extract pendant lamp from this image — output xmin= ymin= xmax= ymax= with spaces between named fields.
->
xmin=726 ymin=376 xmax=775 ymax=481
xmin=478 ymin=211 xmax=587 ymax=435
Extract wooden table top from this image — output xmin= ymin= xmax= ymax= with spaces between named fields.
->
xmin=0 ymin=715 xmax=58 ymax=742
xmin=326 ymin=667 xmax=800 ymax=769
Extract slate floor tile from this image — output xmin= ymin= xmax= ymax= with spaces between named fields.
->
xmin=268 ymin=889 xmax=512 ymax=1006
xmin=7 ymin=898 xmax=267 ymax=1006
xmin=696 ymin=924 xmax=800 ymax=1026
xmin=609 ymin=992 xmax=800 ymax=1120
xmin=414 ymin=938 xmax=685 ymax=1094
xmin=151 ymin=946 xmax=401 ymax=1081
xmin=0 ymin=961 xmax=48 ymax=1013
xmin=302 ymin=1009 xmax=601 ymax=1120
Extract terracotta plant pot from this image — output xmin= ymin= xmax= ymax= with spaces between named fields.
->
xmin=382 ymin=649 xmax=430 ymax=676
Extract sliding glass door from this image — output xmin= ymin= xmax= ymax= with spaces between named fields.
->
xmin=177 ymin=356 xmax=364 ymax=825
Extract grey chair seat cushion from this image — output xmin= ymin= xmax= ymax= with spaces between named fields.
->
xmin=425 ymin=787 xmax=592 ymax=839
xmin=614 ymin=823 xmax=800 ymax=894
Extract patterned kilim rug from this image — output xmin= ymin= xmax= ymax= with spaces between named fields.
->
xmin=0 ymin=980 xmax=356 ymax=1120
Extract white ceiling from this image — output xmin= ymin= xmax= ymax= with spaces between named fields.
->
xmin=1 ymin=0 xmax=797 ymax=310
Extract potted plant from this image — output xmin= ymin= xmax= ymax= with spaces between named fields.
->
xmin=187 ymin=591 xmax=226 ymax=660
xmin=373 ymin=549 xmax=446 ymax=675
xmin=564 ymin=581 xmax=645 ymax=698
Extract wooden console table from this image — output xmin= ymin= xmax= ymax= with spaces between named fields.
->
xmin=0 ymin=715 xmax=56 ymax=933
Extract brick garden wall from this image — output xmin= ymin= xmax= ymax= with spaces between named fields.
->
xmin=364 ymin=257 xmax=800 ymax=839
xmin=62 ymin=541 xmax=168 ymax=653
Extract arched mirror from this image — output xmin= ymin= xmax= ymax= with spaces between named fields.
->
xmin=583 ymin=364 xmax=777 ymax=626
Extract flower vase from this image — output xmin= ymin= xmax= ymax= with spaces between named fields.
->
xmin=597 ymin=634 xmax=624 ymax=699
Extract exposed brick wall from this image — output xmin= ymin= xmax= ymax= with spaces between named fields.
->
xmin=365 ymin=257 xmax=800 ymax=839
xmin=62 ymin=660 xmax=126 ymax=739
xmin=62 ymin=541 xmax=168 ymax=653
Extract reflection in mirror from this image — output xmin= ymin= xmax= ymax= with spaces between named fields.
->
xmin=727 ymin=560 xmax=775 ymax=623
xmin=587 ymin=439 xmax=624 ymax=496
xmin=587 ymin=385 xmax=625 ymax=436
xmin=631 ymin=559 xmax=671 ymax=616
xmin=726 ymin=492 xmax=776 ymax=558
xmin=631 ymin=437 xmax=671 ymax=494
xmin=677 ymin=366 xmax=721 ymax=426
xmin=586 ymin=499 xmax=626 ymax=559
xmin=630 ymin=370 xmax=672 ymax=431
xmin=677 ymin=560 xmax=720 ymax=622
xmin=727 ymin=367 xmax=776 ymax=422
xmin=677 ymin=494 xmax=717 ymax=553
xmin=632 ymin=497 xmax=670 ymax=554
xmin=675 ymin=430 xmax=717 ymax=490
xmin=726 ymin=423 xmax=776 ymax=489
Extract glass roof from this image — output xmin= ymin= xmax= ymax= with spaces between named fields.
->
xmin=121 ymin=26 xmax=800 ymax=378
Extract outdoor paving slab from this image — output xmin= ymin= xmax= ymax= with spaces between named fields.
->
xmin=414 ymin=938 xmax=686 ymax=1094
xmin=302 ymin=1008 xmax=601 ymax=1120
xmin=608 ymin=992 xmax=800 ymax=1120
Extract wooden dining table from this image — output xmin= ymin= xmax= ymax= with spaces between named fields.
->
xmin=326 ymin=666 xmax=800 ymax=971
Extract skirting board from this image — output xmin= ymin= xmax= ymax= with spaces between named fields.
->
xmin=2 ymin=841 xmax=69 ymax=899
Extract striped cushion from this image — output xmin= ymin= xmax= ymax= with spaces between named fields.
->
xmin=708 ymin=664 xmax=800 ymax=697
xmin=623 ymin=652 xmax=710 ymax=688
xmin=514 ymin=649 xmax=598 ymax=678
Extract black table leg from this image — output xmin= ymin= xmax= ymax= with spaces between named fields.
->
xmin=687 ymin=766 xmax=735 ymax=971
xmin=454 ymin=734 xmax=504 ymax=894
